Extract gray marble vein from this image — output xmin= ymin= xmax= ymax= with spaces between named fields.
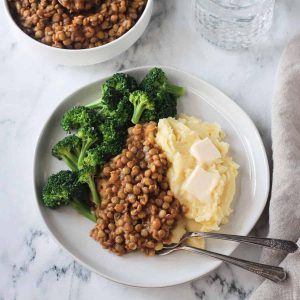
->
xmin=1 ymin=0 xmax=300 ymax=299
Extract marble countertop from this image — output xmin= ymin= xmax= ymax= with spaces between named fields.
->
xmin=1 ymin=0 xmax=300 ymax=299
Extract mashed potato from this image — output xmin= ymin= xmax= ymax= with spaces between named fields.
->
xmin=155 ymin=114 xmax=239 ymax=248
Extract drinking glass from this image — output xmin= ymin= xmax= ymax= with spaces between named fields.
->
xmin=192 ymin=0 xmax=275 ymax=49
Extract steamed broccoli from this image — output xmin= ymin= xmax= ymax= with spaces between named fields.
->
xmin=129 ymin=90 xmax=155 ymax=124
xmin=110 ymin=96 xmax=133 ymax=128
xmin=81 ymin=121 xmax=128 ymax=171
xmin=135 ymin=68 xmax=185 ymax=122
xmin=91 ymin=95 xmax=133 ymax=128
xmin=76 ymin=126 xmax=101 ymax=168
xmin=104 ymin=73 xmax=138 ymax=94
xmin=87 ymin=86 xmax=119 ymax=111
xmin=141 ymin=92 xmax=178 ymax=122
xmin=99 ymin=120 xmax=127 ymax=156
xmin=51 ymin=135 xmax=81 ymax=171
xmin=140 ymin=68 xmax=185 ymax=97
xmin=78 ymin=166 xmax=100 ymax=205
xmin=86 ymin=73 xmax=137 ymax=110
xmin=85 ymin=74 xmax=136 ymax=127
xmin=61 ymin=106 xmax=96 ymax=133
xmin=81 ymin=145 xmax=107 ymax=168
xmin=42 ymin=170 xmax=96 ymax=222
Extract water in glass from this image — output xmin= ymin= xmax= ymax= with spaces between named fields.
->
xmin=192 ymin=0 xmax=275 ymax=49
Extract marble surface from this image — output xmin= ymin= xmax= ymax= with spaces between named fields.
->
xmin=1 ymin=0 xmax=300 ymax=299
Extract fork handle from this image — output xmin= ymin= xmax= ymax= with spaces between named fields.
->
xmin=189 ymin=232 xmax=298 ymax=253
xmin=180 ymin=246 xmax=287 ymax=283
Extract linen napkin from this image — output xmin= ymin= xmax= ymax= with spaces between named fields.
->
xmin=250 ymin=35 xmax=300 ymax=299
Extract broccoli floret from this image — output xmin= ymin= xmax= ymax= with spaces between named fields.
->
xmin=102 ymin=142 xmax=122 ymax=158
xmin=140 ymin=68 xmax=185 ymax=97
xmin=42 ymin=170 xmax=96 ymax=222
xmin=82 ymin=145 xmax=107 ymax=168
xmin=99 ymin=120 xmax=127 ymax=156
xmin=129 ymin=90 xmax=155 ymax=124
xmin=78 ymin=166 xmax=100 ymax=205
xmin=76 ymin=126 xmax=101 ymax=168
xmin=86 ymin=73 xmax=138 ymax=110
xmin=140 ymin=92 xmax=178 ymax=122
xmin=52 ymin=135 xmax=81 ymax=171
xmin=87 ymin=86 xmax=119 ymax=111
xmin=91 ymin=95 xmax=133 ymax=128
xmin=137 ymin=68 xmax=184 ymax=123
xmin=110 ymin=96 xmax=134 ymax=128
xmin=158 ymin=93 xmax=177 ymax=119
xmin=102 ymin=73 xmax=138 ymax=95
xmin=85 ymin=74 xmax=136 ymax=127
xmin=61 ymin=106 xmax=96 ymax=133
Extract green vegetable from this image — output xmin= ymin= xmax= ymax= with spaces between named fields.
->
xmin=82 ymin=145 xmax=107 ymax=168
xmin=92 ymin=95 xmax=133 ymax=129
xmin=141 ymin=92 xmax=177 ymax=122
xmin=87 ymin=73 xmax=138 ymax=110
xmin=76 ymin=126 xmax=100 ymax=168
xmin=79 ymin=121 xmax=128 ymax=169
xmin=129 ymin=90 xmax=155 ymax=124
xmin=51 ymin=135 xmax=81 ymax=171
xmin=137 ymin=68 xmax=184 ymax=122
xmin=61 ymin=106 xmax=96 ymax=133
xmin=87 ymin=86 xmax=119 ymax=111
xmin=99 ymin=120 xmax=128 ymax=156
xmin=140 ymin=67 xmax=185 ymax=98
xmin=101 ymin=73 xmax=138 ymax=96
xmin=85 ymin=73 xmax=137 ymax=127
xmin=78 ymin=166 xmax=100 ymax=205
xmin=42 ymin=170 xmax=96 ymax=222
xmin=104 ymin=73 xmax=138 ymax=94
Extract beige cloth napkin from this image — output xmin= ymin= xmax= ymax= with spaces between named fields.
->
xmin=250 ymin=36 xmax=300 ymax=299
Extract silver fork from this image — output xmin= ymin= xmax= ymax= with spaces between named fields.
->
xmin=156 ymin=245 xmax=287 ymax=282
xmin=156 ymin=232 xmax=298 ymax=283
xmin=162 ymin=231 xmax=298 ymax=252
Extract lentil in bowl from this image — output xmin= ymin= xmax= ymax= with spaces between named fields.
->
xmin=8 ymin=0 xmax=147 ymax=49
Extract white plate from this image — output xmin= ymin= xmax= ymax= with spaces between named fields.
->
xmin=34 ymin=66 xmax=269 ymax=287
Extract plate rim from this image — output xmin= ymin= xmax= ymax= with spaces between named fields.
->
xmin=33 ymin=65 xmax=270 ymax=288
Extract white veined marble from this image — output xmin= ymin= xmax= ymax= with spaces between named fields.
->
xmin=0 ymin=0 xmax=299 ymax=299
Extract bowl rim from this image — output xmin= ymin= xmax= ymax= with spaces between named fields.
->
xmin=4 ymin=0 xmax=152 ymax=52
xmin=33 ymin=65 xmax=270 ymax=288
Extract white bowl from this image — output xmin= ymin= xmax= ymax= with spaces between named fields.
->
xmin=4 ymin=0 xmax=153 ymax=66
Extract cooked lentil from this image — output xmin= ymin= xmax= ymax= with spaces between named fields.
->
xmin=91 ymin=122 xmax=182 ymax=256
xmin=8 ymin=0 xmax=147 ymax=49
xmin=60 ymin=0 xmax=102 ymax=12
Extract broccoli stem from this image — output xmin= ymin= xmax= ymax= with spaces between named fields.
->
xmin=131 ymin=103 xmax=146 ymax=124
xmin=86 ymin=175 xmax=100 ymax=205
xmin=78 ymin=141 xmax=94 ymax=167
xmin=165 ymin=83 xmax=185 ymax=97
xmin=70 ymin=198 xmax=96 ymax=222
xmin=85 ymin=98 xmax=101 ymax=109
xmin=62 ymin=156 xmax=78 ymax=171
xmin=63 ymin=151 xmax=79 ymax=166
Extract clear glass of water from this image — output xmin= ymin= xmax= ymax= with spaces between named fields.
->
xmin=192 ymin=0 xmax=275 ymax=50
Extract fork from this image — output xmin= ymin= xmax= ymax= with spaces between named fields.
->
xmin=162 ymin=231 xmax=298 ymax=252
xmin=156 ymin=232 xmax=298 ymax=283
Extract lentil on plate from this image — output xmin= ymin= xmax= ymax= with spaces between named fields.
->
xmin=8 ymin=0 xmax=147 ymax=49
xmin=91 ymin=122 xmax=182 ymax=256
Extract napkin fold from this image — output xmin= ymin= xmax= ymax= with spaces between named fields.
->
xmin=250 ymin=35 xmax=300 ymax=299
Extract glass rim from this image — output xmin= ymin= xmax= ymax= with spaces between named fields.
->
xmin=207 ymin=0 xmax=273 ymax=10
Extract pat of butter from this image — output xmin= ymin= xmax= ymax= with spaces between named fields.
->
xmin=190 ymin=138 xmax=221 ymax=165
xmin=183 ymin=165 xmax=220 ymax=203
